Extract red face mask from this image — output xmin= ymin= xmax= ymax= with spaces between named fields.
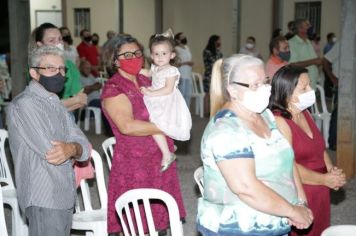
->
xmin=119 ymin=57 xmax=143 ymax=75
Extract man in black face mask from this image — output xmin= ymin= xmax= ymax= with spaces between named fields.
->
xmin=266 ymin=35 xmax=290 ymax=79
xmin=7 ymin=45 xmax=91 ymax=236
xmin=77 ymin=29 xmax=100 ymax=77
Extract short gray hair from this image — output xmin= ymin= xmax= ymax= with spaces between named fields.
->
xmin=28 ymin=45 xmax=64 ymax=67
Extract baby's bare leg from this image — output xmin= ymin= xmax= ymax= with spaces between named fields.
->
xmin=152 ymin=134 xmax=171 ymax=163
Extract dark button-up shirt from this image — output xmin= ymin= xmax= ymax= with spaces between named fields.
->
xmin=7 ymin=80 xmax=90 ymax=211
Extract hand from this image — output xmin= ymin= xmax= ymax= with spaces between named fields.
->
xmin=140 ymin=87 xmax=151 ymax=96
xmin=287 ymin=205 xmax=314 ymax=230
xmin=46 ymin=141 xmax=76 ymax=165
xmin=313 ymin=58 xmax=322 ymax=66
xmin=186 ymin=61 xmax=194 ymax=67
xmin=324 ymin=168 xmax=346 ymax=190
xmin=327 ymin=167 xmax=346 ymax=190
xmin=75 ymin=93 xmax=88 ymax=106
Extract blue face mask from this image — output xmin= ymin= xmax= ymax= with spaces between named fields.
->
xmin=278 ymin=51 xmax=291 ymax=62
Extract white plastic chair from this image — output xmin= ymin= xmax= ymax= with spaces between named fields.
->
xmin=311 ymin=85 xmax=331 ymax=147
xmin=193 ymin=166 xmax=204 ymax=196
xmin=115 ymin=188 xmax=183 ymax=236
xmin=321 ymin=225 xmax=356 ymax=236
xmin=0 ymin=129 xmax=28 ymax=236
xmin=101 ymin=137 xmax=116 ymax=170
xmin=72 ymin=149 xmax=108 ymax=236
xmin=191 ymin=72 xmax=205 ymax=118
xmin=0 ymin=185 xmax=8 ymax=236
xmin=77 ymin=106 xmax=102 ymax=135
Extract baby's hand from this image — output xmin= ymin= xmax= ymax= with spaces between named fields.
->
xmin=140 ymin=87 xmax=151 ymax=95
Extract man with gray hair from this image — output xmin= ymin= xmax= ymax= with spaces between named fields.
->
xmin=7 ymin=45 xmax=91 ymax=236
xmin=288 ymin=18 xmax=321 ymax=89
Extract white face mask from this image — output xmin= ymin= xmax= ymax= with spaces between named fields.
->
xmin=245 ymin=43 xmax=255 ymax=50
xmin=55 ymin=43 xmax=64 ymax=51
xmin=293 ymin=90 xmax=316 ymax=111
xmin=332 ymin=37 xmax=337 ymax=43
xmin=241 ymin=85 xmax=271 ymax=113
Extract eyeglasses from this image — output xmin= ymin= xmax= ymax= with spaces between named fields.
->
xmin=117 ymin=50 xmax=143 ymax=59
xmin=32 ymin=66 xmax=68 ymax=74
xmin=232 ymin=77 xmax=270 ymax=91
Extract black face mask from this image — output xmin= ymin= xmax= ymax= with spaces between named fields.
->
xmin=180 ymin=38 xmax=187 ymax=45
xmin=84 ymin=35 xmax=92 ymax=42
xmin=92 ymin=39 xmax=99 ymax=45
xmin=38 ymin=72 xmax=65 ymax=94
xmin=62 ymin=35 xmax=73 ymax=45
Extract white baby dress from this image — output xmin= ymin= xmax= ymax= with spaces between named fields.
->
xmin=143 ymin=65 xmax=192 ymax=141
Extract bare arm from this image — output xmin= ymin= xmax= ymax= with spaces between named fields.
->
xmin=274 ymin=115 xmax=345 ymax=189
xmin=274 ymin=116 xmax=307 ymax=202
xmin=290 ymin=58 xmax=321 ymax=68
xmin=102 ymin=94 xmax=162 ymax=136
xmin=46 ymin=141 xmax=83 ymax=165
xmin=218 ymin=158 xmax=313 ymax=229
xmin=61 ymin=93 xmax=88 ymax=111
xmin=322 ymin=57 xmax=338 ymax=86
xmin=141 ymin=75 xmax=177 ymax=97
xmin=83 ymin=82 xmax=102 ymax=95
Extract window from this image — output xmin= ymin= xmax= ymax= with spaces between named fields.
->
xmin=74 ymin=8 xmax=90 ymax=37
xmin=295 ymin=1 xmax=321 ymax=36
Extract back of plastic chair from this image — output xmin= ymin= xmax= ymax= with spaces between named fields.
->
xmin=313 ymin=85 xmax=330 ymax=115
xmin=0 ymin=185 xmax=8 ymax=235
xmin=115 ymin=188 xmax=183 ymax=236
xmin=194 ymin=166 xmax=204 ymax=196
xmin=191 ymin=72 xmax=205 ymax=118
xmin=102 ymin=137 xmax=116 ymax=170
xmin=0 ymin=129 xmax=14 ymax=190
xmin=321 ymin=225 xmax=356 ymax=236
xmin=78 ymin=149 xmax=107 ymax=212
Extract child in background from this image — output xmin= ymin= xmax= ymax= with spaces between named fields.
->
xmin=140 ymin=29 xmax=192 ymax=172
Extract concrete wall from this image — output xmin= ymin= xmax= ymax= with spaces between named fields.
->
xmin=123 ymin=0 xmax=155 ymax=49
xmin=337 ymin=0 xmax=356 ymax=178
xmin=281 ymin=0 xmax=342 ymax=52
xmin=65 ymin=0 xmax=119 ymax=46
xmin=163 ymin=0 xmax=236 ymax=73
xmin=54 ymin=0 xmax=341 ymax=68
xmin=240 ymin=0 xmax=273 ymax=61
xmin=30 ymin=0 xmax=62 ymax=30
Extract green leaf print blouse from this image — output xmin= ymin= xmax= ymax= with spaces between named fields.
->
xmin=197 ymin=109 xmax=299 ymax=236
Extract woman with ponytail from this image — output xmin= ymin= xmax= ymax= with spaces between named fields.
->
xmin=197 ymin=54 xmax=313 ymax=236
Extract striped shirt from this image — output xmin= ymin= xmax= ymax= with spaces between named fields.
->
xmin=7 ymin=80 xmax=90 ymax=211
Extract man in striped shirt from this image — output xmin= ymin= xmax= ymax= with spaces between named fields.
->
xmin=7 ymin=46 xmax=91 ymax=236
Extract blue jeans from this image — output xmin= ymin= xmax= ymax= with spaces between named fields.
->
xmin=178 ymin=78 xmax=192 ymax=108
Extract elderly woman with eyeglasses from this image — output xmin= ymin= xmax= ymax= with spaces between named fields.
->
xmin=100 ymin=34 xmax=186 ymax=234
xmin=197 ymin=54 xmax=313 ymax=236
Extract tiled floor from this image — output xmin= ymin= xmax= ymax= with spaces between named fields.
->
xmin=4 ymin=114 xmax=356 ymax=236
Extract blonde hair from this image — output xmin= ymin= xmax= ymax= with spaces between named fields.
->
xmin=209 ymin=54 xmax=264 ymax=117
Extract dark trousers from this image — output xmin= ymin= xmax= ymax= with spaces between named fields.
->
xmin=328 ymin=90 xmax=338 ymax=150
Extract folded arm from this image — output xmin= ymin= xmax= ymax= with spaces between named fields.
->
xmin=102 ymin=93 xmax=162 ymax=136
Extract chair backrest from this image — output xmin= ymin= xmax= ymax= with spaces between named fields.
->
xmin=194 ymin=166 xmax=204 ymax=196
xmin=0 ymin=129 xmax=14 ymax=190
xmin=321 ymin=225 xmax=356 ymax=236
xmin=0 ymin=185 xmax=8 ymax=236
xmin=191 ymin=72 xmax=205 ymax=96
xmin=101 ymin=137 xmax=116 ymax=170
xmin=77 ymin=149 xmax=107 ymax=212
xmin=115 ymin=188 xmax=183 ymax=236
xmin=313 ymin=85 xmax=330 ymax=115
